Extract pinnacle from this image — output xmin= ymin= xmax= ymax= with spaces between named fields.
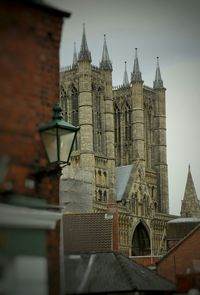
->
xmin=78 ymin=24 xmax=92 ymax=62
xmin=153 ymin=57 xmax=164 ymax=88
xmin=123 ymin=61 xmax=129 ymax=86
xmin=131 ymin=48 xmax=142 ymax=82
xmin=100 ymin=34 xmax=112 ymax=70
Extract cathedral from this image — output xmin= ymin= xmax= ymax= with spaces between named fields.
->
xmin=59 ymin=25 xmax=175 ymax=256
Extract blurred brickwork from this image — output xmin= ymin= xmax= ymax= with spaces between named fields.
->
xmin=157 ymin=225 xmax=200 ymax=284
xmin=0 ymin=0 xmax=63 ymax=203
xmin=0 ymin=1 xmax=69 ymax=294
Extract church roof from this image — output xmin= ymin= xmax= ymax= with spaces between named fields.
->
xmin=64 ymin=252 xmax=175 ymax=294
xmin=100 ymin=34 xmax=112 ymax=70
xmin=153 ymin=57 xmax=164 ymax=88
xmin=115 ymin=164 xmax=135 ymax=201
xmin=78 ymin=24 xmax=92 ymax=62
xmin=131 ymin=48 xmax=142 ymax=82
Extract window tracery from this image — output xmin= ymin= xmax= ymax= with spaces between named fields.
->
xmin=93 ymin=87 xmax=105 ymax=154
xmin=71 ymin=85 xmax=79 ymax=127
xmin=60 ymin=85 xmax=67 ymax=120
xmin=114 ymin=103 xmax=121 ymax=165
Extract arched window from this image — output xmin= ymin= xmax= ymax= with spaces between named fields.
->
xmin=144 ymin=101 xmax=153 ymax=168
xmin=124 ymin=102 xmax=132 ymax=164
xmin=125 ymin=103 xmax=131 ymax=142
xmin=93 ymin=87 xmax=105 ymax=154
xmin=60 ymin=86 xmax=67 ymax=120
xmin=114 ymin=104 xmax=121 ymax=145
xmin=71 ymin=85 xmax=78 ymax=127
xmin=103 ymin=190 xmax=107 ymax=202
xmin=114 ymin=103 xmax=121 ymax=165
xmin=99 ymin=190 xmax=102 ymax=201
xmin=132 ymin=223 xmax=150 ymax=256
xmin=69 ymin=84 xmax=79 ymax=150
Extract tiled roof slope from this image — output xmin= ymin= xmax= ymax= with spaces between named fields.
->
xmin=63 ymin=213 xmax=113 ymax=254
xmin=64 ymin=252 xmax=175 ymax=294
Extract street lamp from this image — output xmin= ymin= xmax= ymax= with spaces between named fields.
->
xmin=39 ymin=103 xmax=79 ymax=167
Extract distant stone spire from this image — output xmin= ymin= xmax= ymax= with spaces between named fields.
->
xmin=181 ymin=165 xmax=200 ymax=217
xmin=183 ymin=165 xmax=198 ymax=201
xmin=100 ymin=34 xmax=112 ymax=70
xmin=72 ymin=42 xmax=78 ymax=67
xmin=153 ymin=57 xmax=164 ymax=88
xmin=131 ymin=48 xmax=142 ymax=82
xmin=78 ymin=23 xmax=92 ymax=62
xmin=123 ymin=61 xmax=129 ymax=86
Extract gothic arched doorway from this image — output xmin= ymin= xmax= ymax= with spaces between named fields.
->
xmin=131 ymin=222 xmax=151 ymax=256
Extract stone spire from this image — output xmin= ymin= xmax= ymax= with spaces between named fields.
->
xmin=78 ymin=23 xmax=92 ymax=62
xmin=153 ymin=57 xmax=164 ymax=88
xmin=100 ymin=34 xmax=112 ymax=70
xmin=72 ymin=42 xmax=78 ymax=67
xmin=183 ymin=165 xmax=198 ymax=202
xmin=131 ymin=48 xmax=142 ymax=82
xmin=181 ymin=165 xmax=200 ymax=217
xmin=123 ymin=61 xmax=129 ymax=86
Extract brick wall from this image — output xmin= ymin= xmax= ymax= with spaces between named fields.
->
xmin=0 ymin=1 xmax=66 ymax=294
xmin=0 ymin=1 xmax=62 ymax=203
xmin=133 ymin=256 xmax=160 ymax=267
xmin=157 ymin=226 xmax=200 ymax=283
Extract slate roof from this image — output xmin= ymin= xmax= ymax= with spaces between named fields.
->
xmin=115 ymin=164 xmax=135 ymax=201
xmin=64 ymin=252 xmax=175 ymax=294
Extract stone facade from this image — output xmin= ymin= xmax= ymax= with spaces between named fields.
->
xmin=60 ymin=27 xmax=174 ymax=256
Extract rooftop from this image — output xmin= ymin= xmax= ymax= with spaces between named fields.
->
xmin=64 ymin=252 xmax=175 ymax=294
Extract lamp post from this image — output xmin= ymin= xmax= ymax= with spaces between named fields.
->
xmin=39 ymin=103 xmax=79 ymax=169
xmin=38 ymin=103 xmax=79 ymax=294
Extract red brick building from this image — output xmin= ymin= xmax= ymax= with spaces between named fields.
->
xmin=157 ymin=224 xmax=200 ymax=289
xmin=0 ymin=1 xmax=70 ymax=294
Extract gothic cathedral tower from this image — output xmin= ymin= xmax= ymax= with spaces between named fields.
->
xmin=60 ymin=25 xmax=171 ymax=255
xmin=60 ymin=26 xmax=116 ymax=212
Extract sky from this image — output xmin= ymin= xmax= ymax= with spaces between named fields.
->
xmin=47 ymin=0 xmax=200 ymax=215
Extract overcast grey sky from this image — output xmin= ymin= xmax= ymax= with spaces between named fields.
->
xmin=48 ymin=0 xmax=200 ymax=215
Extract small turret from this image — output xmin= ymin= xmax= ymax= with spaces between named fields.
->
xmin=153 ymin=57 xmax=164 ymax=88
xmin=72 ymin=42 xmax=78 ymax=67
xmin=123 ymin=61 xmax=129 ymax=86
xmin=100 ymin=34 xmax=112 ymax=70
xmin=78 ymin=23 xmax=92 ymax=62
xmin=131 ymin=48 xmax=142 ymax=82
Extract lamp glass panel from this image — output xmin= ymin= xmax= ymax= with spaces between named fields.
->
xmin=41 ymin=128 xmax=57 ymax=163
xmin=59 ymin=129 xmax=75 ymax=162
